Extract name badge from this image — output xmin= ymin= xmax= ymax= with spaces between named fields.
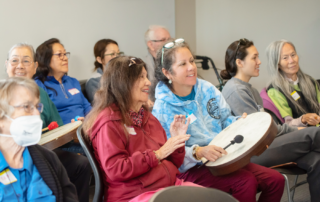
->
xmin=187 ymin=113 xmax=197 ymax=124
xmin=0 ymin=169 xmax=17 ymax=185
xmin=68 ymin=88 xmax=80 ymax=95
xmin=291 ymin=91 xmax=300 ymax=101
xmin=124 ymin=125 xmax=137 ymax=135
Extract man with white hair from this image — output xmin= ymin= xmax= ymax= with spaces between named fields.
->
xmin=145 ymin=25 xmax=171 ymax=103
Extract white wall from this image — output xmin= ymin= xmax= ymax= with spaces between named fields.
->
xmin=0 ymin=0 xmax=175 ymax=80
xmin=175 ymin=0 xmax=196 ymax=51
xmin=196 ymin=0 xmax=320 ymax=91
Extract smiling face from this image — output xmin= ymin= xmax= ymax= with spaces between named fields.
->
xmin=278 ymin=43 xmax=299 ymax=78
xmin=164 ymin=47 xmax=197 ymax=95
xmin=237 ymin=45 xmax=261 ymax=78
xmin=130 ymin=67 xmax=151 ymax=109
xmin=6 ymin=47 xmax=38 ymax=79
xmin=49 ymin=43 xmax=68 ymax=75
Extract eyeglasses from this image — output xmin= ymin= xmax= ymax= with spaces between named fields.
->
xmin=129 ymin=57 xmax=143 ymax=67
xmin=12 ymin=103 xmax=44 ymax=113
xmin=150 ymin=38 xmax=168 ymax=43
xmin=8 ymin=58 xmax=34 ymax=67
xmin=234 ymin=38 xmax=248 ymax=62
xmin=53 ymin=52 xmax=70 ymax=60
xmin=161 ymin=38 xmax=185 ymax=66
xmin=104 ymin=52 xmax=124 ymax=57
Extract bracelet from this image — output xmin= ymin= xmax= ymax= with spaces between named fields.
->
xmin=195 ymin=146 xmax=202 ymax=160
xmin=153 ymin=150 xmax=161 ymax=164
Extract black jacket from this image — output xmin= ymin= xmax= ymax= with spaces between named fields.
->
xmin=28 ymin=145 xmax=79 ymax=202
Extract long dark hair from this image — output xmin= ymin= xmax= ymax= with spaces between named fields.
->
xmin=33 ymin=38 xmax=61 ymax=83
xmin=94 ymin=39 xmax=118 ymax=71
xmin=221 ymin=38 xmax=254 ymax=80
xmin=83 ymin=56 xmax=148 ymax=140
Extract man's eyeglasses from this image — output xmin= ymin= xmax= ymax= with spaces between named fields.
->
xmin=104 ymin=52 xmax=124 ymax=57
xmin=12 ymin=103 xmax=44 ymax=113
xmin=129 ymin=58 xmax=143 ymax=67
xmin=53 ymin=52 xmax=70 ymax=60
xmin=234 ymin=38 xmax=248 ymax=62
xmin=161 ymin=38 xmax=185 ymax=66
xmin=8 ymin=58 xmax=34 ymax=67
xmin=150 ymin=38 xmax=168 ymax=43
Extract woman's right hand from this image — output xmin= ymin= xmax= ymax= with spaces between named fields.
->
xmin=155 ymin=134 xmax=190 ymax=160
xmin=301 ymin=113 xmax=320 ymax=125
xmin=196 ymin=145 xmax=227 ymax=162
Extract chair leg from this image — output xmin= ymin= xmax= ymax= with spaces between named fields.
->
xmin=282 ymin=174 xmax=293 ymax=202
xmin=290 ymin=175 xmax=299 ymax=202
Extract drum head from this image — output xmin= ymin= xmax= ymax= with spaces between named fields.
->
xmin=205 ymin=112 xmax=272 ymax=167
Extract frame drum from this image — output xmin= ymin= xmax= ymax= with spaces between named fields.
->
xmin=39 ymin=121 xmax=82 ymax=150
xmin=203 ymin=112 xmax=277 ymax=176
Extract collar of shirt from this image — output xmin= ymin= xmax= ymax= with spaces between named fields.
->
xmin=47 ymin=75 xmax=68 ymax=84
xmin=0 ymin=148 xmax=33 ymax=175
xmin=285 ymin=76 xmax=299 ymax=85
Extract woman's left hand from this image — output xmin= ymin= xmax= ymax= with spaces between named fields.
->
xmin=170 ymin=115 xmax=191 ymax=137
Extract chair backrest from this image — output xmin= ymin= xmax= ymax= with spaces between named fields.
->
xmin=76 ymin=124 xmax=104 ymax=202
xmin=148 ymin=186 xmax=239 ymax=202
xmin=78 ymin=79 xmax=89 ymax=102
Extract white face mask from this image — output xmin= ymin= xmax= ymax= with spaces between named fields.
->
xmin=0 ymin=115 xmax=43 ymax=147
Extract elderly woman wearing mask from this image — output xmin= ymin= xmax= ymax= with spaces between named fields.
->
xmin=5 ymin=43 xmax=91 ymax=202
xmin=0 ymin=77 xmax=78 ymax=201
xmin=83 ymin=56 xmax=202 ymax=202
xmin=266 ymin=40 xmax=320 ymax=127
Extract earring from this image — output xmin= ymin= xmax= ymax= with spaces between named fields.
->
xmin=168 ymin=79 xmax=172 ymax=84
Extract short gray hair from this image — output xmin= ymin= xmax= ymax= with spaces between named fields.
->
xmin=144 ymin=25 xmax=168 ymax=44
xmin=7 ymin=42 xmax=35 ymax=61
xmin=266 ymin=40 xmax=320 ymax=114
xmin=0 ymin=77 xmax=39 ymax=129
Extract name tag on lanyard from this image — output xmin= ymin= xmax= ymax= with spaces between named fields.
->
xmin=0 ymin=169 xmax=17 ymax=185
xmin=291 ymin=91 xmax=300 ymax=101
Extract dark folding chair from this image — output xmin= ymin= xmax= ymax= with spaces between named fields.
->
xmin=270 ymin=163 xmax=307 ymax=202
xmin=148 ymin=186 xmax=238 ymax=202
xmin=76 ymin=124 xmax=104 ymax=202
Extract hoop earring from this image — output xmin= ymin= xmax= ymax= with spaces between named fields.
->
xmin=168 ymin=79 xmax=172 ymax=84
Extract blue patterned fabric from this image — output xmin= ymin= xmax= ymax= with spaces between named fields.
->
xmin=152 ymin=79 xmax=238 ymax=172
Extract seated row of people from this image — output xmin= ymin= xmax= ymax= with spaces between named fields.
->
xmin=1 ymin=34 xmax=319 ymax=202
xmin=4 ymin=42 xmax=91 ymax=202
xmin=220 ymin=38 xmax=320 ymax=202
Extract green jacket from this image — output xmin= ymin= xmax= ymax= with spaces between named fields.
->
xmin=39 ymin=87 xmax=64 ymax=129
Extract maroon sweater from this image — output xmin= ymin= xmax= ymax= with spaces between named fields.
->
xmin=89 ymin=106 xmax=185 ymax=202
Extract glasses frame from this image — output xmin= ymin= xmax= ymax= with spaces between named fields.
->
xmin=12 ymin=103 xmax=44 ymax=113
xmin=150 ymin=39 xmax=167 ymax=43
xmin=161 ymin=38 xmax=185 ymax=66
xmin=8 ymin=58 xmax=34 ymax=67
xmin=104 ymin=51 xmax=124 ymax=57
xmin=53 ymin=52 xmax=70 ymax=60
